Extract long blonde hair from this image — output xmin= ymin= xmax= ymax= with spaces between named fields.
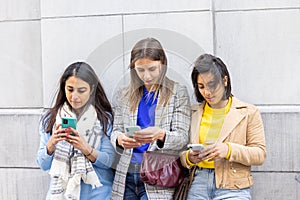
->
xmin=127 ymin=38 xmax=174 ymax=112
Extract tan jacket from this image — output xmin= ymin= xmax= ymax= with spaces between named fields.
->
xmin=180 ymin=97 xmax=266 ymax=189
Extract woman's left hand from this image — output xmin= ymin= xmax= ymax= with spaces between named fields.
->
xmin=199 ymin=142 xmax=229 ymax=161
xmin=133 ymin=126 xmax=166 ymax=143
xmin=65 ymin=127 xmax=91 ymax=156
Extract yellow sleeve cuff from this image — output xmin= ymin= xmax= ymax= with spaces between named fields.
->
xmin=225 ymin=142 xmax=232 ymax=160
xmin=186 ymin=150 xmax=196 ymax=166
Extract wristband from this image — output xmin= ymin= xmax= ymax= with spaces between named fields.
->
xmin=225 ymin=142 xmax=232 ymax=160
xmin=186 ymin=150 xmax=196 ymax=166
xmin=86 ymin=148 xmax=94 ymax=157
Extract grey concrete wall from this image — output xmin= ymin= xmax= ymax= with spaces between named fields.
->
xmin=0 ymin=0 xmax=299 ymax=199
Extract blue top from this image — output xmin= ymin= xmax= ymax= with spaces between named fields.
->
xmin=36 ymin=119 xmax=115 ymax=200
xmin=131 ymin=87 xmax=158 ymax=164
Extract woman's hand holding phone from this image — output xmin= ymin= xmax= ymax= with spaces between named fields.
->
xmin=187 ymin=144 xmax=205 ymax=164
xmin=133 ymin=126 xmax=165 ymax=143
xmin=199 ymin=142 xmax=229 ymax=161
xmin=117 ymin=133 xmax=141 ymax=150
xmin=48 ymin=118 xmax=96 ymax=160
xmin=64 ymin=127 xmax=79 ymax=143
xmin=188 ymin=144 xmax=204 ymax=152
xmin=124 ymin=125 xmax=141 ymax=138
xmin=63 ymin=127 xmax=91 ymax=153
xmin=188 ymin=142 xmax=229 ymax=163
xmin=47 ymin=124 xmax=67 ymax=155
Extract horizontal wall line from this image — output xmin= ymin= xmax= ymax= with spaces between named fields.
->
xmin=0 ymin=108 xmax=44 ymax=115
xmin=215 ymin=7 xmax=300 ymax=12
xmin=1 ymin=6 xmax=299 ymax=23
xmin=252 ymin=171 xmax=300 ymax=173
xmin=215 ymin=6 xmax=300 ymax=13
xmin=257 ymin=105 xmax=300 ymax=113
xmin=0 ymin=18 xmax=41 ymax=23
xmin=41 ymin=6 xmax=300 ymax=20
xmin=41 ymin=9 xmax=210 ymax=20
xmin=0 ymin=106 xmax=300 ymax=115
xmin=0 ymin=166 xmax=40 ymax=170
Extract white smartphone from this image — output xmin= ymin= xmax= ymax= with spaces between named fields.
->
xmin=187 ymin=144 xmax=204 ymax=152
xmin=124 ymin=125 xmax=141 ymax=138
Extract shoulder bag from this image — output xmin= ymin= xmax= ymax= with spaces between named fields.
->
xmin=140 ymin=151 xmax=185 ymax=188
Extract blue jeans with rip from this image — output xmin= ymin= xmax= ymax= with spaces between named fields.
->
xmin=124 ymin=172 xmax=148 ymax=200
xmin=187 ymin=167 xmax=251 ymax=200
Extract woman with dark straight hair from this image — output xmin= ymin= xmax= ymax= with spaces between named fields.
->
xmin=180 ymin=54 xmax=266 ymax=199
xmin=36 ymin=62 xmax=115 ymax=200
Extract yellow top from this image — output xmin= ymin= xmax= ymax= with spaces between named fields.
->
xmin=186 ymin=97 xmax=232 ymax=168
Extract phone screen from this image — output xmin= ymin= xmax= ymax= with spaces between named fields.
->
xmin=187 ymin=144 xmax=204 ymax=151
xmin=125 ymin=126 xmax=140 ymax=138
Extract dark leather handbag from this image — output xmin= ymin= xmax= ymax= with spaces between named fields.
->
xmin=173 ymin=166 xmax=197 ymax=200
xmin=140 ymin=151 xmax=185 ymax=188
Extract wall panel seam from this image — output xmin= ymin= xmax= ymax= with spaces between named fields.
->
xmin=40 ymin=9 xmax=210 ymax=20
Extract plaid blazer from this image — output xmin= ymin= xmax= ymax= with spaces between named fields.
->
xmin=110 ymin=82 xmax=191 ymax=200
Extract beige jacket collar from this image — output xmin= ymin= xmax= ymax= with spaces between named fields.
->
xmin=190 ymin=97 xmax=248 ymax=143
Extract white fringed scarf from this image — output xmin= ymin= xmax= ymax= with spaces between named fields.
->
xmin=49 ymin=103 xmax=103 ymax=200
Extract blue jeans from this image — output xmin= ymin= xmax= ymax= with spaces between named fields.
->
xmin=124 ymin=172 xmax=148 ymax=200
xmin=187 ymin=168 xmax=251 ymax=200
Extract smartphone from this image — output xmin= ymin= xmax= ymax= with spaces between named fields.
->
xmin=187 ymin=144 xmax=204 ymax=152
xmin=62 ymin=117 xmax=77 ymax=136
xmin=124 ymin=125 xmax=141 ymax=138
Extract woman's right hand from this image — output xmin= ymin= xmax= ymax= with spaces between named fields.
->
xmin=46 ymin=124 xmax=67 ymax=155
xmin=117 ymin=133 xmax=141 ymax=150
xmin=188 ymin=149 xmax=203 ymax=164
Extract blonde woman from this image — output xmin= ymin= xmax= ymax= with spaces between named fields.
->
xmin=110 ymin=38 xmax=191 ymax=200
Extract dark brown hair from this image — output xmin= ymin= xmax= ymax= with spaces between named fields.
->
xmin=42 ymin=62 xmax=113 ymax=135
xmin=191 ymin=54 xmax=232 ymax=103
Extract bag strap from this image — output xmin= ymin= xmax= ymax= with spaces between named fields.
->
xmin=188 ymin=166 xmax=197 ymax=188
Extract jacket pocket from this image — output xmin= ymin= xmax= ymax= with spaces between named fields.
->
xmin=228 ymin=163 xmax=253 ymax=189
xmin=231 ymin=176 xmax=253 ymax=189
xmin=229 ymin=163 xmax=251 ymax=177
